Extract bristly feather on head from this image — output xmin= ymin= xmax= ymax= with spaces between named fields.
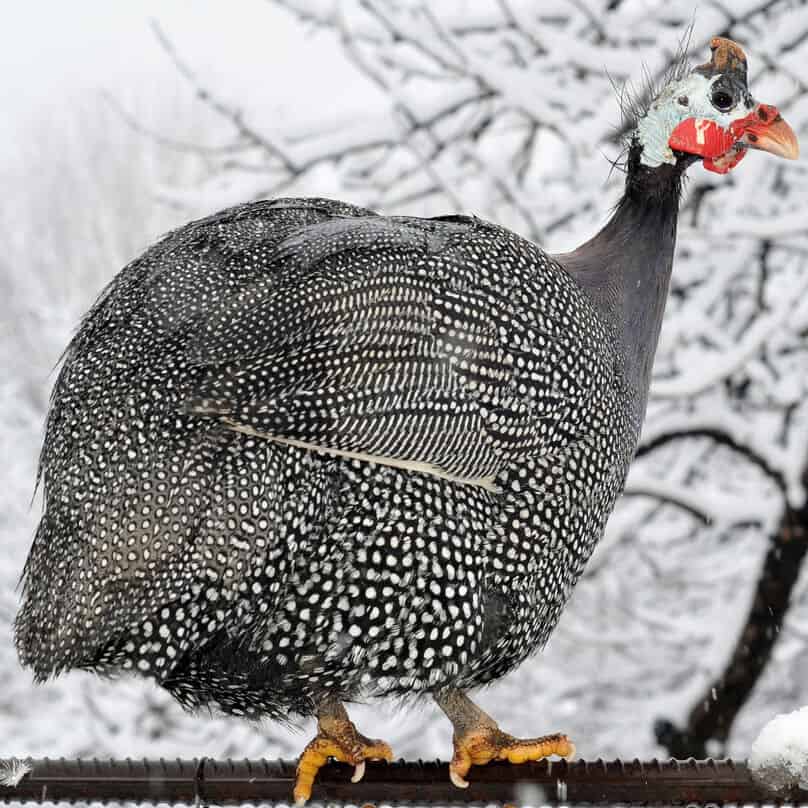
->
xmin=606 ymin=25 xmax=694 ymax=181
xmin=618 ymin=26 xmax=694 ymax=134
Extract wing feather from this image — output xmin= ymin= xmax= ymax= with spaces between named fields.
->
xmin=185 ymin=215 xmax=538 ymax=483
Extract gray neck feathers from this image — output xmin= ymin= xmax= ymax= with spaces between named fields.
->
xmin=553 ymin=157 xmax=683 ymax=426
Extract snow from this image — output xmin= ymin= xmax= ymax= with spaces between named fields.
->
xmin=750 ymin=707 xmax=808 ymax=793
xmin=653 ymin=269 xmax=808 ymax=398
xmin=0 ymin=759 xmax=31 ymax=789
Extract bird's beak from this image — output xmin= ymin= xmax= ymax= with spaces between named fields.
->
xmin=737 ymin=104 xmax=799 ymax=160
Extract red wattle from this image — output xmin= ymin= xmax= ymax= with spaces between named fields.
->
xmin=703 ymin=148 xmax=747 ymax=174
xmin=668 ymin=118 xmax=736 ymax=159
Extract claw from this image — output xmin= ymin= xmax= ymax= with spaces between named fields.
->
xmin=351 ymin=760 xmax=366 ymax=783
xmin=449 ymin=726 xmax=574 ymax=788
xmin=293 ymin=705 xmax=393 ymax=805
xmin=449 ymin=767 xmax=470 ymax=789
xmin=437 ymin=690 xmax=574 ymax=791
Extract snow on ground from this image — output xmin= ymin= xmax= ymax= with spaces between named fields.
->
xmin=750 ymin=706 xmax=808 ymax=793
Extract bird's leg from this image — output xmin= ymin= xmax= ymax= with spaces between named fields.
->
xmin=434 ymin=687 xmax=575 ymax=788
xmin=293 ymin=695 xmax=394 ymax=806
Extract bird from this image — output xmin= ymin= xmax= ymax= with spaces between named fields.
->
xmin=15 ymin=37 xmax=797 ymax=804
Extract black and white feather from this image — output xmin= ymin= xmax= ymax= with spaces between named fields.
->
xmin=16 ymin=196 xmax=631 ymax=718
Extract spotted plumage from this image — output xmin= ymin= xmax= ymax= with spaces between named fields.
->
xmin=17 ymin=196 xmax=629 ymax=717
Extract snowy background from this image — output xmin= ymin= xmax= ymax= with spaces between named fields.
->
xmin=2 ymin=0 xmax=808 ymax=767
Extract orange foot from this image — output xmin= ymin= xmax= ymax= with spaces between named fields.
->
xmin=449 ymin=724 xmax=575 ymax=788
xmin=435 ymin=687 xmax=574 ymax=788
xmin=294 ymin=698 xmax=394 ymax=806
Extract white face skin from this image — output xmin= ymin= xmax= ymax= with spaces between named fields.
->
xmin=637 ymin=71 xmax=755 ymax=168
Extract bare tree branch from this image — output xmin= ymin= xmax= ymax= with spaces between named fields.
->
xmin=636 ymin=426 xmax=789 ymax=498
xmin=149 ymin=19 xmax=301 ymax=176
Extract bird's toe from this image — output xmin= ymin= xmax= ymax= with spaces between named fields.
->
xmin=498 ymin=732 xmax=574 ymax=764
xmin=293 ymin=723 xmax=393 ymax=805
xmin=448 ymin=726 xmax=574 ymax=788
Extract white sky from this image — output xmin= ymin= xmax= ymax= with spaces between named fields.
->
xmin=0 ymin=1 xmax=378 ymax=149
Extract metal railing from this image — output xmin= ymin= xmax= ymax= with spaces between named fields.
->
xmin=1 ymin=756 xmax=804 ymax=805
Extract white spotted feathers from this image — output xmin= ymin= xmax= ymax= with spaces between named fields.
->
xmin=16 ymin=197 xmax=632 ymax=719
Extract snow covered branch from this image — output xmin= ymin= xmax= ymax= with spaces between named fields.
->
xmin=636 ymin=416 xmax=789 ymax=499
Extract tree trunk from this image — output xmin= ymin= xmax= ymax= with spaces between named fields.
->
xmin=655 ymin=462 xmax=808 ymax=759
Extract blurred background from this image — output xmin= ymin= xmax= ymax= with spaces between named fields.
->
xmin=2 ymin=0 xmax=807 ymax=765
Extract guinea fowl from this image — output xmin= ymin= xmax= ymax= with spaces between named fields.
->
xmin=16 ymin=37 xmax=797 ymax=803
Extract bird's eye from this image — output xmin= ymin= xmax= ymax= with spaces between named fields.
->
xmin=711 ymin=89 xmax=734 ymax=111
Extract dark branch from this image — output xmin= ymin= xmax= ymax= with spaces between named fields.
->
xmin=635 ymin=427 xmax=788 ymax=498
xmin=621 ymin=489 xmax=713 ymax=527
xmin=655 ymin=467 xmax=808 ymax=758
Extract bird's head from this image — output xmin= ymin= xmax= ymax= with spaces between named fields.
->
xmin=635 ymin=37 xmax=798 ymax=174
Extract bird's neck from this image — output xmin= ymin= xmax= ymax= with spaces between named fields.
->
xmin=555 ymin=147 xmax=687 ymax=425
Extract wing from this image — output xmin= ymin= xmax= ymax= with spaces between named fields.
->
xmin=183 ymin=209 xmax=579 ymax=489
